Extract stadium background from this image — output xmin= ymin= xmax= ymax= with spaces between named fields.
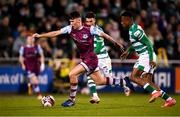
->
xmin=0 ymin=0 xmax=180 ymax=93
xmin=0 ymin=0 xmax=180 ymax=116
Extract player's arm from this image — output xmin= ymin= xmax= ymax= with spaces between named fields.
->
xmin=100 ymin=32 xmax=124 ymax=48
xmin=33 ymin=25 xmax=72 ymax=39
xmin=127 ymin=45 xmax=134 ymax=54
xmin=140 ymin=35 xmax=154 ymax=61
xmin=140 ymin=35 xmax=156 ymax=67
xmin=37 ymin=45 xmax=45 ymax=72
xmin=19 ymin=46 xmax=25 ymax=70
xmin=33 ymin=30 xmax=61 ymax=39
xmin=90 ymin=26 xmax=124 ymax=52
xmin=120 ymin=45 xmax=134 ymax=60
xmin=134 ymin=29 xmax=154 ymax=61
xmin=135 ymin=29 xmax=155 ymax=67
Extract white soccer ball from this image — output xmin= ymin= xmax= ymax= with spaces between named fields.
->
xmin=41 ymin=95 xmax=55 ymax=107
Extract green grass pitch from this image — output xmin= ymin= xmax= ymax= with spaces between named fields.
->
xmin=0 ymin=93 xmax=179 ymax=116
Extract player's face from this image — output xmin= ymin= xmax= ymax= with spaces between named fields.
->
xmin=85 ymin=18 xmax=95 ymax=26
xmin=26 ymin=36 xmax=34 ymax=45
xmin=121 ymin=16 xmax=131 ymax=29
xmin=70 ymin=18 xmax=82 ymax=29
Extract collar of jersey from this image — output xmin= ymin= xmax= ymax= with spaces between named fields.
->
xmin=129 ymin=23 xmax=136 ymax=31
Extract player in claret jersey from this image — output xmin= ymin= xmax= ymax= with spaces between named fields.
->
xmin=19 ymin=36 xmax=45 ymax=100
xmin=120 ymin=11 xmax=176 ymax=107
xmin=33 ymin=11 xmax=125 ymax=107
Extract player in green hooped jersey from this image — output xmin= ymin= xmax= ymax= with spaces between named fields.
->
xmin=85 ymin=12 xmax=132 ymax=104
xmin=120 ymin=11 xmax=176 ymax=107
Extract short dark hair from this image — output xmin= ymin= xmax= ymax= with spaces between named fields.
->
xmin=86 ymin=12 xmax=96 ymax=18
xmin=69 ymin=11 xmax=81 ymax=19
xmin=121 ymin=11 xmax=133 ymax=18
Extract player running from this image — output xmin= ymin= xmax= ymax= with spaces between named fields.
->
xmin=85 ymin=12 xmax=133 ymax=104
xmin=33 ymin=11 xmax=125 ymax=107
xmin=19 ymin=36 xmax=45 ymax=100
xmin=120 ymin=11 xmax=176 ymax=107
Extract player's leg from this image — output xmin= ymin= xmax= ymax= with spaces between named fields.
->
xmin=143 ymin=73 xmax=176 ymax=107
xmin=28 ymin=82 xmax=33 ymax=95
xmin=61 ymin=64 xmax=86 ymax=107
xmin=87 ymin=57 xmax=112 ymax=104
xmin=101 ymin=57 xmax=131 ymax=96
xmin=87 ymin=76 xmax=100 ymax=104
xmin=30 ymin=74 xmax=42 ymax=100
xmin=130 ymin=68 xmax=161 ymax=102
xmin=89 ymin=70 xmax=121 ymax=86
xmin=123 ymin=76 xmax=135 ymax=92
xmin=120 ymin=77 xmax=131 ymax=96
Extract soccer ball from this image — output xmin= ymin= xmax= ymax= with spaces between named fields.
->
xmin=41 ymin=95 xmax=55 ymax=107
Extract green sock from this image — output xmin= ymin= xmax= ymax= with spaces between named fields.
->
xmin=143 ymin=83 xmax=156 ymax=93
xmin=87 ymin=77 xmax=97 ymax=96
xmin=161 ymin=91 xmax=170 ymax=100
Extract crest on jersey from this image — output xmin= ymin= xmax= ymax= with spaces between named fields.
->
xmin=83 ymin=34 xmax=88 ymax=39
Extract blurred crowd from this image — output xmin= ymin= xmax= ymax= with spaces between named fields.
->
xmin=0 ymin=0 xmax=180 ymax=60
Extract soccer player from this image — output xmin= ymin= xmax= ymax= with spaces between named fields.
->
xmin=120 ymin=11 xmax=176 ymax=107
xmin=19 ymin=36 xmax=45 ymax=100
xmin=33 ymin=11 xmax=125 ymax=107
xmin=85 ymin=12 xmax=132 ymax=103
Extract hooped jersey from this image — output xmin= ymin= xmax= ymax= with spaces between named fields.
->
xmin=94 ymin=25 xmax=109 ymax=59
xmin=129 ymin=23 xmax=154 ymax=60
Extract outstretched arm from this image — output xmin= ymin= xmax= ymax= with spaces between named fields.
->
xmin=33 ymin=25 xmax=72 ymax=39
xmin=120 ymin=45 xmax=134 ymax=60
xmin=38 ymin=45 xmax=45 ymax=72
xmin=33 ymin=30 xmax=61 ymax=38
xmin=90 ymin=26 xmax=124 ymax=52
xmin=99 ymin=32 xmax=124 ymax=52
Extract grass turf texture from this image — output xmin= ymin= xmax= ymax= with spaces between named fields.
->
xmin=0 ymin=93 xmax=179 ymax=116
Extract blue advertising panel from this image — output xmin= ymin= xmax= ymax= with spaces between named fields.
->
xmin=80 ymin=67 xmax=175 ymax=93
xmin=0 ymin=66 xmax=53 ymax=93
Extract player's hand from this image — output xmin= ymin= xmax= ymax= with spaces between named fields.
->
xmin=120 ymin=50 xmax=129 ymax=60
xmin=33 ymin=33 xmax=40 ymax=38
xmin=149 ymin=61 xmax=156 ymax=68
xmin=115 ymin=42 xmax=125 ymax=53
xmin=40 ymin=63 xmax=45 ymax=72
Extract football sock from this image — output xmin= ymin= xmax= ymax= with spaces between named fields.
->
xmin=106 ymin=77 xmax=120 ymax=85
xmin=33 ymin=84 xmax=40 ymax=94
xmin=69 ymin=83 xmax=78 ymax=101
xmin=87 ymin=76 xmax=97 ymax=97
xmin=143 ymin=83 xmax=157 ymax=93
xmin=28 ymin=83 xmax=33 ymax=95
xmin=124 ymin=76 xmax=135 ymax=91
xmin=161 ymin=90 xmax=171 ymax=101
xmin=120 ymin=78 xmax=127 ymax=88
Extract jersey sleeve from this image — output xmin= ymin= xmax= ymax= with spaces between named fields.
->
xmin=19 ymin=46 xmax=24 ymax=56
xmin=90 ymin=26 xmax=103 ymax=36
xmin=37 ymin=45 xmax=43 ymax=55
xmin=140 ymin=34 xmax=154 ymax=61
xmin=60 ymin=25 xmax=72 ymax=34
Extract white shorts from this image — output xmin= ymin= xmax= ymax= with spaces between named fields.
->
xmin=133 ymin=53 xmax=157 ymax=74
xmin=98 ymin=57 xmax=112 ymax=77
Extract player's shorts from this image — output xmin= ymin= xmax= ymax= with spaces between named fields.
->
xmin=98 ymin=56 xmax=112 ymax=77
xmin=24 ymin=68 xmax=40 ymax=78
xmin=133 ymin=52 xmax=157 ymax=74
xmin=80 ymin=56 xmax=99 ymax=76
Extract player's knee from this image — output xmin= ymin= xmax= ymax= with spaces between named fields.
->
xmin=69 ymin=71 xmax=76 ymax=78
xmin=32 ymin=77 xmax=39 ymax=84
xmin=130 ymin=74 xmax=139 ymax=81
